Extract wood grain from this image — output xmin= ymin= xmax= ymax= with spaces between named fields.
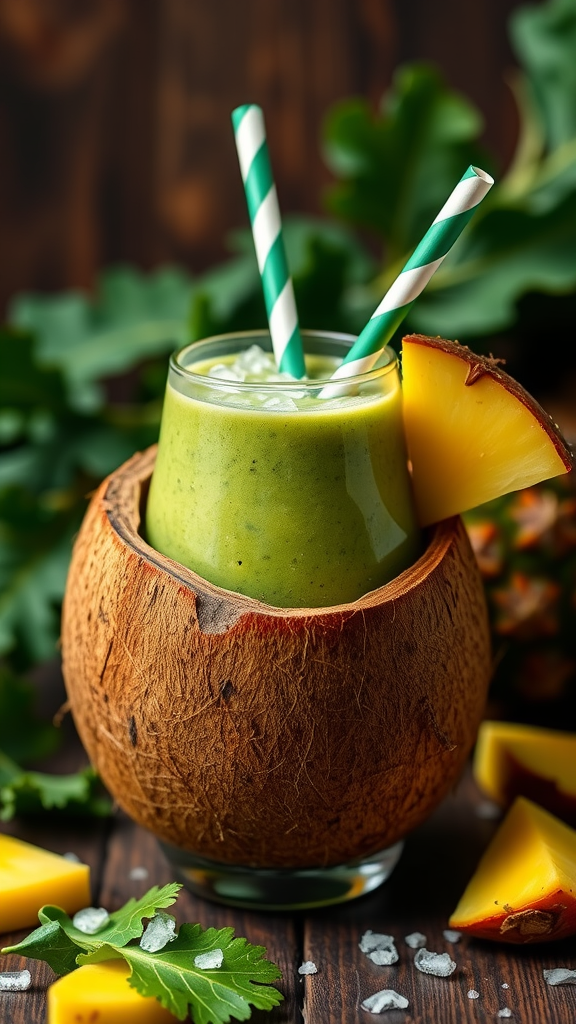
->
xmin=0 ymin=0 xmax=526 ymax=312
xmin=2 ymin=738 xmax=576 ymax=1023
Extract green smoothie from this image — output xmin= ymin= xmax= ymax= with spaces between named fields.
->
xmin=146 ymin=333 xmax=421 ymax=607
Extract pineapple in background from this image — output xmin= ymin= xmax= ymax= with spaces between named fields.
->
xmin=463 ymin=469 xmax=576 ymax=729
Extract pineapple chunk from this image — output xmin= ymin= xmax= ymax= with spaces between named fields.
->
xmin=0 ymin=835 xmax=90 ymax=933
xmin=449 ymin=796 xmax=576 ymax=942
xmin=474 ymin=720 xmax=576 ymax=825
xmin=47 ymin=960 xmax=176 ymax=1023
xmin=401 ymin=334 xmax=573 ymax=526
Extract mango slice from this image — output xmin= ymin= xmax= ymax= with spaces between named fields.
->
xmin=474 ymin=720 xmax=576 ymax=825
xmin=47 ymin=960 xmax=176 ymax=1023
xmin=401 ymin=334 xmax=573 ymax=526
xmin=0 ymin=835 xmax=90 ymax=933
xmin=449 ymin=796 xmax=576 ymax=943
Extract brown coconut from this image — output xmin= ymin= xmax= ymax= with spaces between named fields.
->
xmin=61 ymin=445 xmax=492 ymax=869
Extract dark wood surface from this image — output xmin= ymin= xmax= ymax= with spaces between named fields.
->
xmin=1 ymin=673 xmax=576 ymax=1024
xmin=0 ymin=0 xmax=523 ymax=313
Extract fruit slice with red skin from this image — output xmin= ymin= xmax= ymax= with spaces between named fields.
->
xmin=474 ymin=721 xmax=576 ymax=826
xmin=400 ymin=334 xmax=574 ymax=527
xmin=449 ymin=796 xmax=576 ymax=943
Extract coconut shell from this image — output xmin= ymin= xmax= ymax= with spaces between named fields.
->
xmin=61 ymin=446 xmax=492 ymax=869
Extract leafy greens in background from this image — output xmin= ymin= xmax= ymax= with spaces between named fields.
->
xmin=2 ymin=0 xmax=576 ymax=812
xmin=322 ymin=0 xmax=576 ymax=339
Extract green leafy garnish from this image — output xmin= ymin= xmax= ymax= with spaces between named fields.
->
xmin=1 ymin=884 xmax=283 ymax=1024
xmin=0 ymin=666 xmax=111 ymax=821
xmin=0 ymin=751 xmax=110 ymax=821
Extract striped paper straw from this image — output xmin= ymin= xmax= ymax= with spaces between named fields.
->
xmin=232 ymin=104 xmax=306 ymax=379
xmin=321 ymin=165 xmax=494 ymax=398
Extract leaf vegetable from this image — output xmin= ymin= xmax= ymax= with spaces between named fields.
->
xmin=1 ymin=883 xmax=283 ymax=1024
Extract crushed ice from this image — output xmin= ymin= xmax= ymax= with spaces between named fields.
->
xmin=497 ymin=1009 xmax=512 ymax=1018
xmin=129 ymin=866 xmax=149 ymax=881
xmin=298 ymin=961 xmax=317 ymax=975
xmin=198 ymin=345 xmax=372 ymax=410
xmin=543 ymin=968 xmax=576 ymax=985
xmin=208 ymin=363 xmax=245 ymax=383
xmin=194 ymin=948 xmax=224 ymax=970
xmin=368 ymin=948 xmax=399 ymax=966
xmin=442 ymin=929 xmax=462 ymax=943
xmin=414 ymin=948 xmax=456 ymax=977
xmin=467 ymin=990 xmax=480 ymax=1000
xmin=72 ymin=907 xmax=109 ymax=934
xmin=0 ymin=970 xmax=31 ymax=992
xmin=263 ymin=396 xmax=298 ymax=412
xmin=359 ymin=932 xmax=399 ymax=966
xmin=361 ymin=989 xmax=409 ymax=1013
xmin=234 ymin=345 xmax=276 ymax=374
xmin=359 ymin=931 xmax=395 ymax=953
xmin=502 ymin=983 xmax=509 ymax=989
xmin=140 ymin=912 xmax=177 ymax=952
xmin=404 ymin=931 xmax=427 ymax=949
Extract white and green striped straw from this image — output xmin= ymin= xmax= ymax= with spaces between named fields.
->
xmin=232 ymin=104 xmax=306 ymax=379
xmin=321 ymin=165 xmax=494 ymax=398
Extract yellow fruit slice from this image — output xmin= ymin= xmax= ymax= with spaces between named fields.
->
xmin=0 ymin=835 xmax=90 ymax=933
xmin=47 ymin=960 xmax=176 ymax=1023
xmin=474 ymin=720 xmax=576 ymax=825
xmin=449 ymin=796 xmax=576 ymax=943
xmin=401 ymin=334 xmax=573 ymax=526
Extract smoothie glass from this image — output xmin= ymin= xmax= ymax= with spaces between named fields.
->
xmin=146 ymin=330 xmax=422 ymax=608
xmin=62 ymin=327 xmax=492 ymax=911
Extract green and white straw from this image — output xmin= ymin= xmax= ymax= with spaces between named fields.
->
xmin=232 ymin=104 xmax=306 ymax=379
xmin=321 ymin=165 xmax=494 ymax=398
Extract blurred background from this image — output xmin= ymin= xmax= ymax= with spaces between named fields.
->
xmin=0 ymin=0 xmax=522 ymax=307
xmin=1 ymin=0 xmax=576 ymax=822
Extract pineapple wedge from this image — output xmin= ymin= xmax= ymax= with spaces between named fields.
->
xmin=401 ymin=334 xmax=573 ymax=526
xmin=473 ymin=721 xmax=576 ymax=825
xmin=449 ymin=796 xmax=576 ymax=943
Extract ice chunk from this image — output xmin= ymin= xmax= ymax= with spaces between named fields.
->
xmin=361 ymin=989 xmax=409 ymax=1013
xmin=72 ymin=907 xmax=109 ymax=934
xmin=194 ymin=948 xmax=224 ymax=970
xmin=0 ymin=970 xmax=31 ymax=992
xmin=63 ymin=852 xmax=81 ymax=863
xmin=208 ymin=363 xmax=245 ymax=382
xmin=359 ymin=931 xmax=396 ymax=953
xmin=265 ymin=374 xmax=307 ymax=398
xmin=140 ymin=912 xmax=177 ymax=952
xmin=219 ymin=394 xmax=254 ymax=409
xmin=543 ymin=968 xmax=576 ymax=986
xmin=234 ymin=345 xmax=276 ymax=375
xmin=404 ymin=931 xmax=427 ymax=949
xmin=443 ymin=929 xmax=462 ymax=943
xmin=262 ymin=396 xmax=298 ymax=412
xmin=414 ymin=948 xmax=457 ymax=977
xmin=468 ymin=990 xmax=480 ymax=1000
xmin=368 ymin=948 xmax=399 ymax=966
xmin=129 ymin=866 xmax=149 ymax=881
xmin=298 ymin=961 xmax=317 ymax=975
xmin=497 ymin=1009 xmax=512 ymax=1018
xmin=475 ymin=800 xmax=502 ymax=820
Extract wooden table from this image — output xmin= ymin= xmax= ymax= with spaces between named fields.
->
xmin=1 ymin=672 xmax=576 ymax=1024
